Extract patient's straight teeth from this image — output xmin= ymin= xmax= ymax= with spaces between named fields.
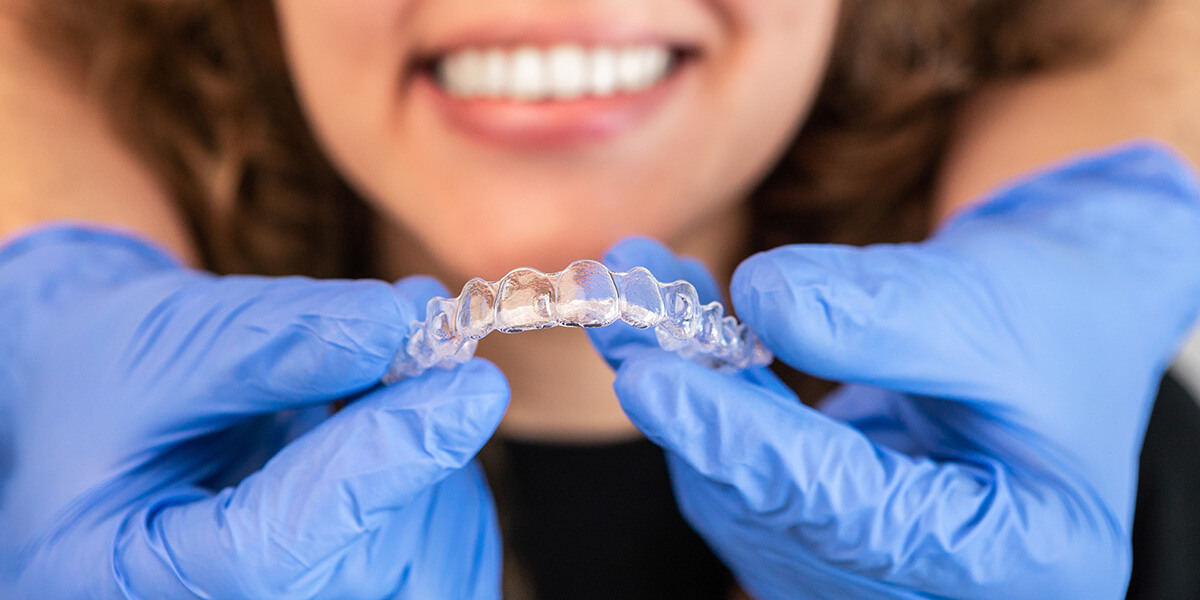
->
xmin=590 ymin=47 xmax=619 ymax=97
xmin=437 ymin=45 xmax=673 ymax=100
xmin=509 ymin=47 xmax=547 ymax=100
xmin=382 ymin=260 xmax=773 ymax=383
xmin=547 ymin=45 xmax=587 ymax=99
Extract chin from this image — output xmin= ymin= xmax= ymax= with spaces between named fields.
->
xmin=435 ymin=226 xmax=639 ymax=283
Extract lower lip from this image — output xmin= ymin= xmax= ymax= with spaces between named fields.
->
xmin=414 ymin=65 xmax=689 ymax=149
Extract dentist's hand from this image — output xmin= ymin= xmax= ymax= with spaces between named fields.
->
xmin=589 ymin=144 xmax=1200 ymax=599
xmin=0 ymin=226 xmax=509 ymax=598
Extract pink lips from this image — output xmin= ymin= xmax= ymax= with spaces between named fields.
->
xmin=408 ymin=20 xmax=701 ymax=150
xmin=415 ymin=67 xmax=688 ymax=149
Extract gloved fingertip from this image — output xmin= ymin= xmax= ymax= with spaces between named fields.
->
xmin=611 ymin=351 xmax=812 ymax=504
xmin=611 ymin=351 xmax=673 ymax=441
xmin=0 ymin=223 xmax=185 ymax=272
xmin=591 ymin=241 xmax=727 ymax=369
xmin=730 ymin=249 xmax=805 ymax=354
xmin=383 ymin=358 xmax=511 ymax=466
xmin=730 ymin=249 xmax=784 ymax=318
xmin=603 ymin=237 xmax=722 ymax=303
xmin=611 ymin=349 xmax=715 ymax=452
xmin=731 ymin=246 xmax=874 ymax=373
xmin=394 ymin=275 xmax=452 ymax=321
xmin=585 ymin=318 xmax=659 ymax=370
xmin=407 ymin=357 xmax=510 ymax=407
xmin=448 ymin=357 xmax=511 ymax=401
xmin=1101 ymin=142 xmax=1200 ymax=198
xmin=602 ymin=236 xmax=675 ymax=272
xmin=248 ymin=279 xmax=416 ymax=402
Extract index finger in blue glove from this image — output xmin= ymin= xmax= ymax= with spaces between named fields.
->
xmin=3 ymin=226 xmax=428 ymax=421
xmin=394 ymin=274 xmax=452 ymax=321
xmin=147 ymin=275 xmax=422 ymax=417
xmin=614 ymin=351 xmax=1120 ymax=599
xmin=587 ymin=236 xmax=723 ymax=369
xmin=102 ymin=358 xmax=510 ymax=599
xmin=731 ymin=144 xmax=1200 ymax=403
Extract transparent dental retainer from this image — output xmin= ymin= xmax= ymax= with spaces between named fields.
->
xmin=382 ymin=260 xmax=773 ymax=384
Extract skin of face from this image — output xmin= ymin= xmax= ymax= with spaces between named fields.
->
xmin=273 ymin=0 xmax=841 ymax=282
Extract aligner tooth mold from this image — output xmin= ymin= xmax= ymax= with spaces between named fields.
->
xmin=382 ymin=260 xmax=773 ymax=383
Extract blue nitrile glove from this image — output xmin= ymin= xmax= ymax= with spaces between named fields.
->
xmin=588 ymin=144 xmax=1200 ymax=599
xmin=0 ymin=226 xmax=510 ymax=599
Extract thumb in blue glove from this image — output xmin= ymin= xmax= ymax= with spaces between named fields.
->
xmin=589 ymin=143 xmax=1200 ymax=599
xmin=0 ymin=226 xmax=510 ymax=598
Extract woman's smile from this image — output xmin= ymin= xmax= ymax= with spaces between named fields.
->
xmin=416 ymin=40 xmax=698 ymax=148
xmin=275 ymin=0 xmax=837 ymax=279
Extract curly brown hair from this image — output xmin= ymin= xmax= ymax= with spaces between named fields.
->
xmin=17 ymin=0 xmax=1148 ymax=277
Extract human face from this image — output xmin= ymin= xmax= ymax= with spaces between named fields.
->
xmin=274 ymin=0 xmax=841 ymax=281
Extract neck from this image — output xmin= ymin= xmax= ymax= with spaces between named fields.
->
xmin=377 ymin=201 xmax=749 ymax=442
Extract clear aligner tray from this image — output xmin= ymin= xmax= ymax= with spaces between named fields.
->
xmin=382 ymin=260 xmax=773 ymax=384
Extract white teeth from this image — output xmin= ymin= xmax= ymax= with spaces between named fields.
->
xmin=435 ymin=44 xmax=673 ymax=101
xmin=438 ymin=54 xmax=464 ymax=97
xmin=617 ymin=47 xmax=658 ymax=92
xmin=589 ymin=47 xmax=619 ymax=97
xmin=456 ymin=50 xmax=485 ymax=97
xmin=546 ymin=44 xmax=587 ymax=99
xmin=642 ymin=47 xmax=669 ymax=87
xmin=480 ymin=49 xmax=507 ymax=97
xmin=508 ymin=46 xmax=547 ymax=101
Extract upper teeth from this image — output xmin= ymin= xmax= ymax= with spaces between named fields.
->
xmin=437 ymin=45 xmax=673 ymax=101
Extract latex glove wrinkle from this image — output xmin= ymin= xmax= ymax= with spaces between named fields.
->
xmin=0 ymin=227 xmax=510 ymax=599
xmin=588 ymin=144 xmax=1200 ymax=600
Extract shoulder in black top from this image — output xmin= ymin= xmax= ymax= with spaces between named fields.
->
xmin=501 ymin=373 xmax=1199 ymax=600
xmin=1128 ymin=373 xmax=1200 ymax=600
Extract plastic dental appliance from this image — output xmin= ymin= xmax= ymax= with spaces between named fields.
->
xmin=382 ymin=259 xmax=773 ymax=384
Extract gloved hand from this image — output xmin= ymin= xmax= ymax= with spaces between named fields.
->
xmin=0 ymin=226 xmax=510 ymax=599
xmin=588 ymin=144 xmax=1200 ymax=599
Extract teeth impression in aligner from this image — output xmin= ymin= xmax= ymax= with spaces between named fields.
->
xmin=382 ymin=259 xmax=773 ymax=383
